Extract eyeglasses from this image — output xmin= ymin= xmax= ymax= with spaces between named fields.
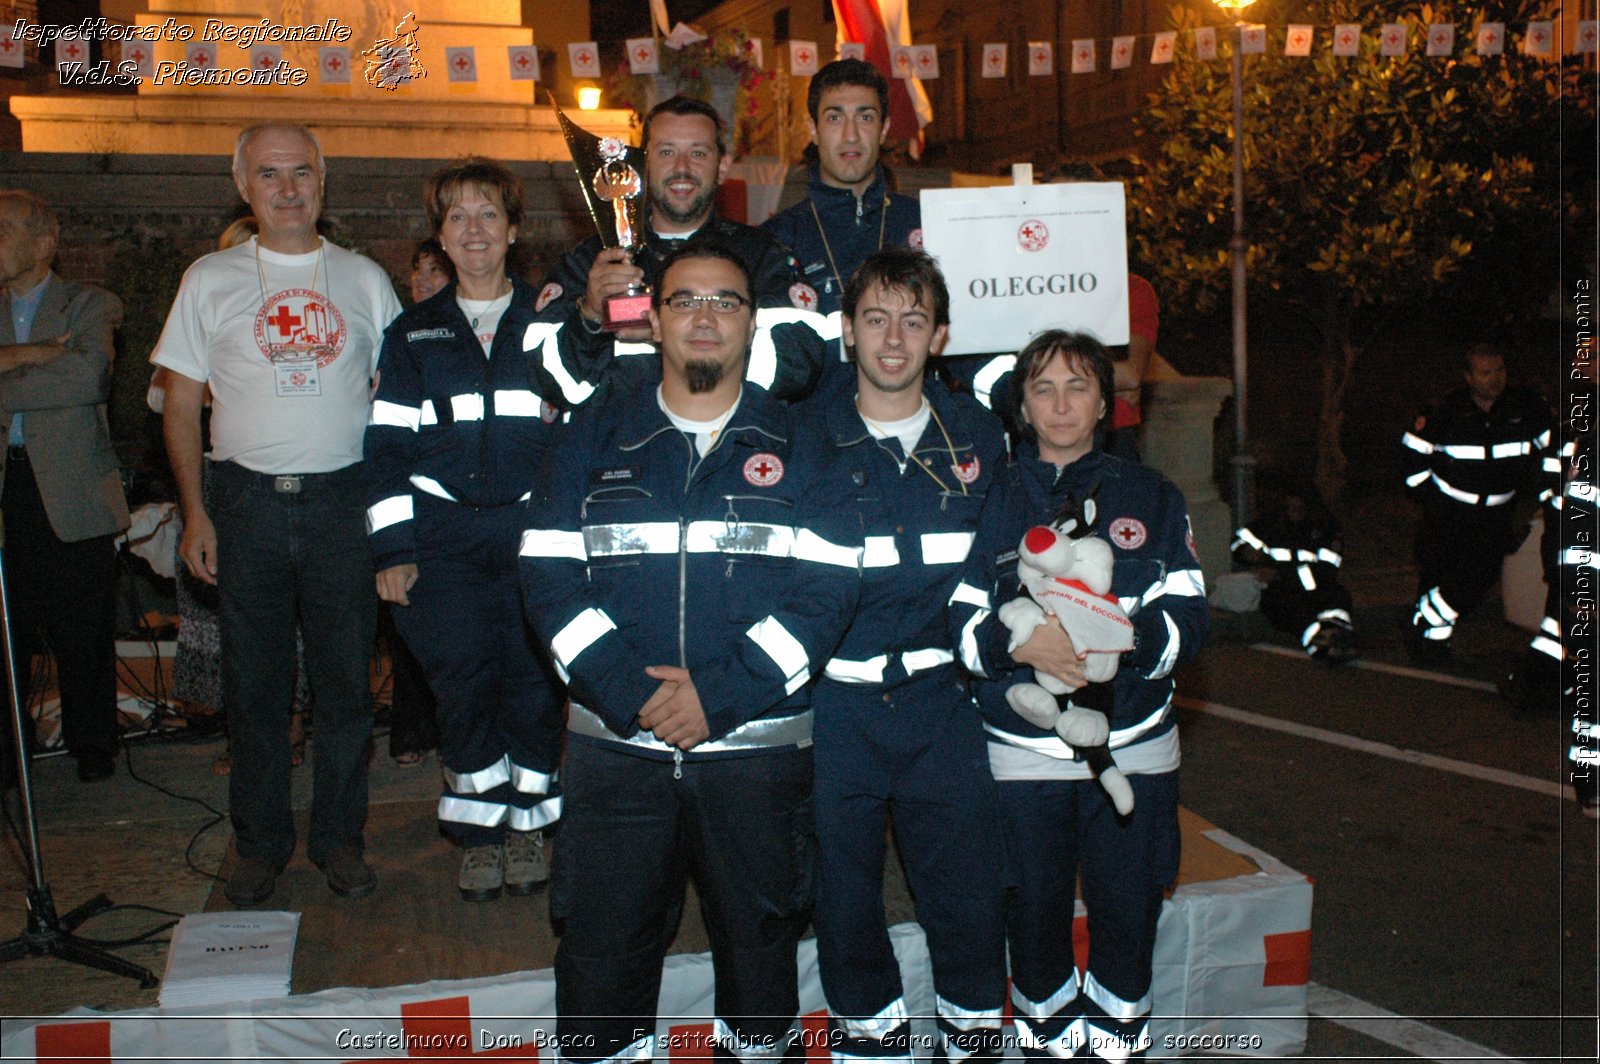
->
xmin=661 ymin=293 xmax=750 ymax=315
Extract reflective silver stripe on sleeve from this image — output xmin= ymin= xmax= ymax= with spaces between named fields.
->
xmin=1400 ymin=432 xmax=1434 ymax=455
xmin=450 ymin=393 xmax=486 ymax=422
xmin=568 ymin=702 xmax=812 ymax=752
xmin=794 ymin=528 xmax=861 ymax=569
xmin=1491 ymin=441 xmax=1528 ymax=459
xmin=583 ymin=521 xmax=681 ymax=558
xmin=443 ymin=754 xmax=511 ymax=795
xmin=524 ymin=320 xmax=597 ymax=406
xmin=1405 ymin=469 xmax=1431 ymax=487
xmin=1317 ymin=548 xmax=1343 ymax=567
xmin=949 ymin=581 xmax=991 ymax=609
xmin=366 ymin=494 xmax=413 ymax=534
xmin=551 ymin=607 xmax=618 ymax=675
xmin=1146 ymin=614 xmax=1182 ymax=680
xmin=748 ymin=615 xmax=812 ymax=694
xmin=613 ymin=340 xmax=655 ymax=356
xmin=409 ymin=474 xmax=457 ymax=501
xmin=958 ymin=608 xmax=988 ymax=676
xmin=1296 ymin=564 xmax=1316 ymax=591
xmin=902 ymin=647 xmax=955 ymax=673
xmin=863 ymin=535 xmax=901 ymax=568
xmin=921 ymin=531 xmax=975 ymax=565
xmin=519 ymin=528 xmax=587 ymax=561
xmin=1431 ymin=473 xmax=1514 ymax=506
xmin=748 ymin=306 xmax=838 ymax=390
xmin=418 ymin=399 xmax=438 ymax=426
xmin=1231 ymin=527 xmax=1267 ymax=552
xmin=1439 ymin=443 xmax=1485 ymax=460
xmin=493 ymin=388 xmax=543 ymax=416
xmin=369 ymin=398 xmax=421 ymax=430
xmin=823 ymin=654 xmax=888 ymax=684
xmin=972 ymin=355 xmax=1016 ymax=411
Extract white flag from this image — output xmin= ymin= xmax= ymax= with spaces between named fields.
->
xmin=790 ymin=40 xmax=819 ymax=75
xmin=1284 ymin=25 xmax=1313 ymax=57
xmin=1524 ymin=21 xmax=1553 ymax=56
xmin=1028 ymin=41 xmax=1053 ymax=76
xmin=890 ymin=44 xmax=914 ymax=79
xmin=1240 ymin=25 xmax=1266 ymax=55
xmin=745 ymin=38 xmax=764 ymax=69
xmin=0 ymin=27 xmax=23 ymax=70
xmin=508 ymin=45 xmax=539 ymax=81
xmin=981 ymin=43 xmax=1007 ymax=78
xmin=122 ymin=39 xmax=155 ymax=78
xmin=319 ymin=45 xmax=350 ymax=83
xmin=839 ymin=41 xmax=866 ymax=62
xmin=446 ymin=46 xmax=477 ymax=82
xmin=186 ymin=43 xmax=218 ymax=71
xmin=911 ymin=44 xmax=938 ymax=79
xmin=1426 ymin=24 xmax=1455 ymax=57
xmin=626 ymin=38 xmax=659 ymax=74
xmin=55 ymin=36 xmax=89 ymax=69
xmin=1332 ymin=24 xmax=1361 ymax=58
xmin=251 ymin=45 xmax=283 ymax=74
xmin=1380 ymin=23 xmax=1407 ymax=57
xmin=1070 ymin=39 xmax=1095 ymax=73
xmin=1475 ymin=23 xmax=1504 ymax=56
xmin=1194 ymin=28 xmax=1217 ymax=61
xmin=1577 ymin=22 xmax=1599 ymax=54
xmin=1110 ymin=36 xmax=1134 ymax=70
xmin=1150 ymin=32 xmax=1177 ymax=65
xmin=568 ymin=42 xmax=600 ymax=78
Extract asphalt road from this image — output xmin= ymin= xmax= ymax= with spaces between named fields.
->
xmin=1174 ymin=591 xmax=1596 ymax=1061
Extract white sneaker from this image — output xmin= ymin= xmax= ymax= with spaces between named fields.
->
xmin=503 ymin=830 xmax=549 ymax=895
xmin=458 ymin=843 xmax=504 ymax=902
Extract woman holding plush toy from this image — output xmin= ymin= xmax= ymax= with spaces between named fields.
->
xmin=950 ymin=330 xmax=1209 ymax=1061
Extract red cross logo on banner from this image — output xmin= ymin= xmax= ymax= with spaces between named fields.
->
xmin=1018 ymin=220 xmax=1049 ymax=253
xmin=129 ymin=47 xmax=146 ymax=64
xmin=798 ymin=48 xmax=812 ymax=64
xmin=1386 ymin=30 xmax=1401 ymax=45
xmin=1034 ymin=49 xmax=1046 ymax=63
xmin=454 ymin=55 xmax=468 ymax=70
xmin=515 ymin=53 xmax=529 ymax=68
xmin=1432 ymin=31 xmax=1448 ymax=46
xmin=636 ymin=47 xmax=650 ymax=62
xmin=1531 ymin=28 xmax=1548 ymax=45
xmin=1585 ymin=26 xmax=1598 ymax=45
xmin=1116 ymin=44 xmax=1129 ymax=60
xmin=1 ymin=38 xmax=16 ymax=56
xmin=326 ymin=53 xmax=342 ymax=70
xmin=63 ymin=41 xmax=83 ymax=61
xmin=1484 ymin=30 xmax=1499 ymax=46
xmin=259 ymin=54 xmax=276 ymax=69
xmin=987 ymin=51 xmax=1001 ymax=68
xmin=1339 ymin=32 xmax=1353 ymax=46
xmin=190 ymin=49 xmax=211 ymax=66
xmin=1076 ymin=47 xmax=1090 ymax=63
xmin=1291 ymin=32 xmax=1306 ymax=47
xmin=917 ymin=52 xmax=932 ymax=69
xmin=577 ymin=50 xmax=592 ymax=65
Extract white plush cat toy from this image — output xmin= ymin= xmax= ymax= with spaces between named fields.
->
xmin=997 ymin=491 xmax=1137 ymax=816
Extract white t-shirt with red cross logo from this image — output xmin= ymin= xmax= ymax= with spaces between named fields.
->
xmin=152 ymin=238 xmax=401 ymax=474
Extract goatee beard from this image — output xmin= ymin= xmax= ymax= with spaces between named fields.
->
xmin=685 ymin=359 xmax=726 ymax=394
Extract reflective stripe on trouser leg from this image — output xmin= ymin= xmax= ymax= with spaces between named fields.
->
xmin=936 ymin=995 xmax=1005 ymax=1063
xmin=1080 ymin=972 xmax=1154 ymax=1063
xmin=1011 ymin=975 xmax=1084 ymax=1059
xmin=1531 ymin=615 xmax=1563 ymax=661
xmin=1413 ymin=586 xmax=1457 ymax=640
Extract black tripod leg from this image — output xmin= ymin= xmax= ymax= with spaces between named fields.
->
xmin=49 ymin=934 xmax=159 ymax=988
xmin=56 ymin=892 xmax=114 ymax=934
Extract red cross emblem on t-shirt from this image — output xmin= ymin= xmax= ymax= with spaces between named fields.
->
xmin=269 ymin=305 xmax=302 ymax=338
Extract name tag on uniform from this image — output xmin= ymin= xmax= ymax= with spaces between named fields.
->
xmin=592 ymin=466 xmax=638 ymax=484
xmin=274 ymin=357 xmax=322 ymax=397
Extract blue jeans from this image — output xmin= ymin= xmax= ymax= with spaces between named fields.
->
xmin=212 ymin=460 xmax=376 ymax=866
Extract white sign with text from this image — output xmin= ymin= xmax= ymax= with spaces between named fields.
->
xmin=921 ymin=182 xmax=1129 ymax=355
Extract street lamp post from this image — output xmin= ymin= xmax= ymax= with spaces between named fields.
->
xmin=1216 ymin=0 xmax=1256 ymax=529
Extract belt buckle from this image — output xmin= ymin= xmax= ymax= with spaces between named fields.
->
xmin=273 ymin=475 xmax=303 ymax=494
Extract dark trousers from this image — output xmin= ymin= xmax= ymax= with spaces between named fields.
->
xmin=552 ymin=739 xmax=815 ymax=1063
xmin=211 ymin=460 xmax=376 ymax=866
xmin=1 ymin=453 xmax=119 ymax=764
xmin=1413 ymin=506 xmax=1514 ymax=640
xmin=391 ymin=497 xmax=565 ymax=845
xmin=812 ymin=672 xmax=1006 ymax=1060
xmin=999 ymin=771 xmax=1181 ymax=1061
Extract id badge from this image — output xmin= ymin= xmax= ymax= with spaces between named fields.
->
xmin=274 ymin=358 xmax=322 ymax=397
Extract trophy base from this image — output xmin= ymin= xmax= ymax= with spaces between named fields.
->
xmin=603 ymin=288 xmax=653 ymax=332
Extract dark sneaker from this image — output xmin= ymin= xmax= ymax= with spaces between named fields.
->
xmin=225 ymin=855 xmax=282 ymax=907
xmin=503 ymin=830 xmax=549 ymax=896
xmin=458 ymin=843 xmax=504 ymax=902
xmin=315 ymin=846 xmax=376 ymax=899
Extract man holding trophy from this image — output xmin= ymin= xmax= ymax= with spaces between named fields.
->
xmin=528 ymin=97 xmax=830 ymax=409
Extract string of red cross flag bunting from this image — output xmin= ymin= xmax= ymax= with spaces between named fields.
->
xmin=2 ymin=19 xmax=1593 ymax=82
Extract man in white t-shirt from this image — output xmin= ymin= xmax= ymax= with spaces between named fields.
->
xmin=153 ymin=124 xmax=402 ymax=906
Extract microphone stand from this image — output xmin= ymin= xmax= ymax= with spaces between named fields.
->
xmin=0 ymin=521 xmax=156 ymax=986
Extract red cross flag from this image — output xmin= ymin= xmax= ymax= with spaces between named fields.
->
xmin=1240 ymin=25 xmax=1267 ymax=55
xmin=1426 ymin=24 xmax=1455 ymax=57
xmin=745 ymin=38 xmax=764 ymax=68
xmin=1070 ymin=39 xmax=1095 ymax=73
xmin=1193 ymin=27 xmax=1217 ymax=61
xmin=1474 ymin=23 xmax=1504 ymax=56
xmin=1332 ymin=24 xmax=1361 ymax=58
xmin=838 ymin=41 xmax=865 ymax=61
xmin=446 ymin=46 xmax=477 ymax=82
xmin=1524 ymin=21 xmax=1553 ymax=57
xmin=911 ymin=44 xmax=938 ymax=79
xmin=1578 ymin=21 xmax=1599 ymax=54
xmin=1380 ymin=23 xmax=1408 ymax=57
xmin=1284 ymin=25 xmax=1312 ymax=57
xmin=890 ymin=44 xmax=913 ymax=78
xmin=1110 ymin=36 xmax=1134 ymax=70
xmin=1027 ymin=41 xmax=1053 ymax=76
xmin=1 ymin=27 xmax=26 ymax=70
xmin=55 ymin=36 xmax=88 ymax=69
xmin=1150 ymin=32 xmax=1177 ymax=65
xmin=122 ymin=41 xmax=155 ymax=78
xmin=981 ymin=43 xmax=1007 ymax=78
xmin=626 ymin=37 xmax=659 ymax=74
xmin=568 ymin=41 xmax=600 ymax=78
xmin=790 ymin=39 xmax=818 ymax=75
xmin=833 ymin=0 xmax=932 ymax=157
xmin=508 ymin=45 xmax=539 ymax=81
xmin=186 ymin=43 xmax=217 ymax=69
xmin=319 ymin=45 xmax=350 ymax=83
xmin=251 ymin=45 xmax=283 ymax=72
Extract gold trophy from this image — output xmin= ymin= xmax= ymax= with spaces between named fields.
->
xmin=553 ymin=99 xmax=652 ymax=331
